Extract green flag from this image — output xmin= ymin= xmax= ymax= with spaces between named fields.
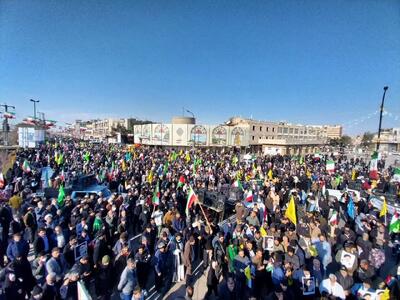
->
xmin=93 ymin=217 xmax=102 ymax=232
xmin=83 ymin=152 xmax=90 ymax=162
xmin=152 ymin=181 xmax=160 ymax=205
xmin=57 ymin=185 xmax=65 ymax=206
xmin=163 ymin=161 xmax=169 ymax=175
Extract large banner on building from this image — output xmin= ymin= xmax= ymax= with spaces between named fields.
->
xmin=141 ymin=124 xmax=151 ymax=144
xmin=171 ymin=124 xmax=188 ymax=146
xmin=210 ymin=125 xmax=228 ymax=146
xmin=152 ymin=124 xmax=171 ymax=145
xmin=229 ymin=126 xmax=248 ymax=147
xmin=188 ymin=125 xmax=208 ymax=146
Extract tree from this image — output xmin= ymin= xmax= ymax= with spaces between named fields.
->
xmin=361 ymin=132 xmax=374 ymax=147
xmin=111 ymin=124 xmax=130 ymax=135
xmin=329 ymin=135 xmax=352 ymax=147
xmin=340 ymin=135 xmax=352 ymax=146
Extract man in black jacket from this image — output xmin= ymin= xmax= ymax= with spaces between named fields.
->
xmin=33 ymin=227 xmax=52 ymax=256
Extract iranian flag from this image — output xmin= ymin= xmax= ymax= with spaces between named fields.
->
xmin=389 ymin=213 xmax=400 ymax=234
xmin=186 ymin=185 xmax=198 ymax=216
xmin=393 ymin=168 xmax=400 ymax=182
xmin=3 ymin=112 xmax=15 ymax=119
xmin=177 ymin=175 xmax=185 ymax=188
xmin=232 ymin=179 xmax=243 ymax=190
xmin=152 ymin=181 xmax=160 ymax=206
xmin=245 ymin=190 xmax=253 ymax=202
xmin=22 ymin=160 xmax=31 ymax=173
xmin=0 ymin=173 xmax=4 ymax=189
xmin=369 ymin=151 xmax=379 ymax=179
xmin=326 ymin=160 xmax=335 ymax=174
xmin=329 ymin=209 xmax=338 ymax=225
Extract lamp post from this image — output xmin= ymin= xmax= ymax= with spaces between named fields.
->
xmin=376 ymin=86 xmax=389 ymax=151
xmin=186 ymin=109 xmax=196 ymax=147
xmin=30 ymin=99 xmax=39 ymax=121
xmin=0 ymin=103 xmax=16 ymax=146
xmin=37 ymin=111 xmax=46 ymax=127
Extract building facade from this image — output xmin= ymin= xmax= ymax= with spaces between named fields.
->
xmin=226 ymin=117 xmax=341 ymax=155
xmin=133 ymin=122 xmax=250 ymax=147
xmin=372 ymin=128 xmax=400 ymax=153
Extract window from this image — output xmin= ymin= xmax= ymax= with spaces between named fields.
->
xmin=252 ymin=136 xmax=255 ymax=140
xmin=289 ymin=128 xmax=294 ymax=134
xmin=283 ymin=128 xmax=288 ymax=134
xmin=267 ymin=127 xmax=269 ymax=132
xmin=260 ymin=126 xmax=262 ymax=131
xmin=252 ymin=126 xmax=255 ymax=131
xmin=272 ymin=127 xmax=275 ymax=132
xmin=294 ymin=129 xmax=299 ymax=134
xmin=277 ymin=127 xmax=282 ymax=133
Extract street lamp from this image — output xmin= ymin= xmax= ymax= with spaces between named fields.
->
xmin=37 ymin=111 xmax=45 ymax=126
xmin=30 ymin=99 xmax=39 ymax=121
xmin=376 ymin=86 xmax=389 ymax=151
xmin=186 ymin=109 xmax=196 ymax=147
xmin=0 ymin=103 xmax=15 ymax=146
xmin=186 ymin=109 xmax=195 ymax=119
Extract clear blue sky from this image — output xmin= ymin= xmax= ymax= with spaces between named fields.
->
xmin=1 ymin=0 xmax=399 ymax=135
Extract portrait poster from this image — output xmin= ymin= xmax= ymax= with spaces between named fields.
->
xmin=302 ymin=276 xmax=315 ymax=295
xmin=340 ymin=250 xmax=356 ymax=269
xmin=263 ymin=236 xmax=274 ymax=251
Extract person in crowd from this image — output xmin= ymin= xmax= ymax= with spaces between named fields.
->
xmin=0 ymin=142 xmax=398 ymax=300
xmin=117 ymin=257 xmax=138 ymax=300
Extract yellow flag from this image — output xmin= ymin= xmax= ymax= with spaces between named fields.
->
xmin=179 ymin=149 xmax=183 ymax=156
xmin=306 ymin=166 xmax=311 ymax=179
xmin=122 ymin=160 xmax=127 ymax=172
xmin=185 ymin=153 xmax=191 ymax=163
xmin=285 ymin=195 xmax=297 ymax=225
xmin=147 ymin=170 xmax=153 ymax=183
xmin=351 ymin=169 xmax=357 ymax=181
xmin=244 ymin=266 xmax=251 ymax=281
xmin=380 ymin=288 xmax=390 ymax=300
xmin=260 ymin=227 xmax=267 ymax=237
xmin=379 ymin=197 xmax=387 ymax=217
xmin=267 ymin=169 xmax=273 ymax=180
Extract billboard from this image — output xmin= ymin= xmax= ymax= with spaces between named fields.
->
xmin=211 ymin=125 xmax=228 ymax=146
xmin=18 ymin=127 xmax=36 ymax=148
xmin=171 ymin=124 xmax=188 ymax=146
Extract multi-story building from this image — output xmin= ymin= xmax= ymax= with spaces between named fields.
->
xmin=372 ymin=128 xmax=400 ymax=153
xmin=226 ymin=117 xmax=342 ymax=154
xmin=324 ymin=125 xmax=343 ymax=139
xmin=72 ymin=118 xmax=151 ymax=140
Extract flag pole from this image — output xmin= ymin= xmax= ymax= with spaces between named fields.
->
xmin=198 ymin=201 xmax=212 ymax=232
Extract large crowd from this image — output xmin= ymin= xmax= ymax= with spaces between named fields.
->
xmin=0 ymin=141 xmax=399 ymax=300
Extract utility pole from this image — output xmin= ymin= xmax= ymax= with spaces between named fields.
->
xmin=30 ymin=99 xmax=40 ymax=121
xmin=37 ymin=111 xmax=46 ymax=126
xmin=376 ymin=86 xmax=389 ymax=151
xmin=0 ymin=103 xmax=16 ymax=146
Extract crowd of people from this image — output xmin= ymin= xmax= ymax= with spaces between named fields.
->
xmin=0 ymin=141 xmax=399 ymax=300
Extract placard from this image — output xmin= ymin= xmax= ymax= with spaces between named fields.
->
xmin=340 ymin=250 xmax=356 ymax=269
xmin=74 ymin=241 xmax=88 ymax=261
xmin=302 ymin=276 xmax=315 ymax=295
xmin=262 ymin=236 xmax=274 ymax=251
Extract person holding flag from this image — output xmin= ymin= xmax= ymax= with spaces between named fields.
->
xmin=380 ymin=196 xmax=388 ymax=225
xmin=185 ymin=185 xmax=198 ymax=217
xmin=285 ymin=195 xmax=297 ymax=226
xmin=58 ymin=184 xmax=66 ymax=207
